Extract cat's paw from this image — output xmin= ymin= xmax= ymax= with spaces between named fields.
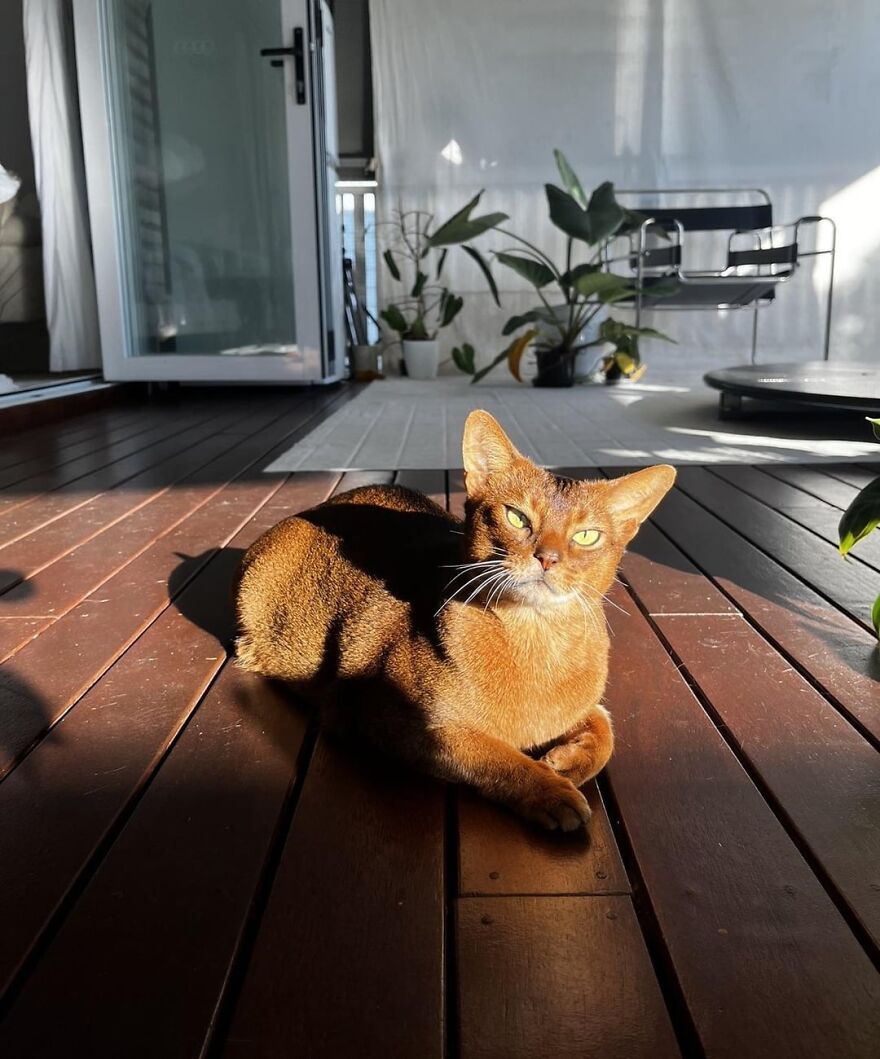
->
xmin=542 ymin=741 xmax=599 ymax=788
xmin=514 ymin=772 xmax=592 ymax=832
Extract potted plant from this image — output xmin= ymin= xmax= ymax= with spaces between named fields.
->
xmin=467 ymin=150 xmax=673 ymax=387
xmin=838 ymin=417 xmax=880 ymax=639
xmin=379 ymin=193 xmax=506 ymax=379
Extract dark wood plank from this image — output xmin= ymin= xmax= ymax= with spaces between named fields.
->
xmin=456 ymin=896 xmax=679 ymax=1059
xmin=812 ymin=463 xmax=879 ymax=490
xmin=0 ymin=472 xmax=340 ymax=998
xmin=603 ymin=591 xmax=880 ymax=1057
xmin=640 ymin=610 xmax=880 ymax=948
xmin=0 ymin=664 xmax=307 ymax=1059
xmin=220 ymin=736 xmax=446 ymax=1059
xmin=448 ymin=469 xmax=466 ymax=519
xmin=0 ymin=473 xmax=286 ymax=778
xmin=458 ymin=783 xmax=629 ymax=896
xmin=711 ymin=465 xmax=880 ymax=572
xmin=759 ymin=464 xmax=863 ymax=509
xmin=674 ymin=467 xmax=876 ymax=630
xmin=394 ymin=469 xmax=447 ymax=508
xmin=646 ymin=487 xmax=880 ymax=744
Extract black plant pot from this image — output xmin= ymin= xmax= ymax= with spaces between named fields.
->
xmin=532 ymin=347 xmax=575 ymax=388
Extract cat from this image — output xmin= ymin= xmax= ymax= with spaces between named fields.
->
xmin=235 ymin=410 xmax=675 ymax=831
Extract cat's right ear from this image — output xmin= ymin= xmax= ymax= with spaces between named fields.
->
xmin=462 ymin=410 xmax=522 ymax=495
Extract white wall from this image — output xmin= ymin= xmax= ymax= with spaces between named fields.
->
xmin=370 ymin=0 xmax=880 ymax=379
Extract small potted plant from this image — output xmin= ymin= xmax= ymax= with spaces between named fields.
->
xmin=476 ymin=150 xmax=673 ymax=387
xmin=379 ymin=193 xmax=506 ymax=379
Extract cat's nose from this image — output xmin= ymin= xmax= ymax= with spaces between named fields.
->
xmin=535 ymin=549 xmax=560 ymax=571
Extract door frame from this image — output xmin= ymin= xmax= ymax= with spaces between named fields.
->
xmin=72 ymin=0 xmax=339 ymax=383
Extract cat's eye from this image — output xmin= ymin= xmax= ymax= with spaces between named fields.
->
xmin=573 ymin=529 xmax=602 ymax=547
xmin=505 ymin=507 xmax=529 ymax=530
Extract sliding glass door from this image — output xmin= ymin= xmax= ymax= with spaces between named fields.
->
xmin=74 ymin=0 xmax=341 ymax=382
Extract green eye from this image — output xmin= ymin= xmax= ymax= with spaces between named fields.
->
xmin=506 ymin=507 xmax=528 ymax=530
xmin=573 ymin=529 xmax=602 ymax=547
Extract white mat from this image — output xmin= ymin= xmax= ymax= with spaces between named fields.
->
xmin=269 ymin=378 xmax=880 ymax=471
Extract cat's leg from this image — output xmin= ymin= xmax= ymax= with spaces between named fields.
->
xmin=541 ymin=706 xmax=614 ymax=788
xmin=426 ymin=724 xmax=591 ymax=831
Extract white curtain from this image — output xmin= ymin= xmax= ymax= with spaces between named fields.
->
xmin=370 ymin=0 xmax=880 ymax=378
xmin=24 ymin=0 xmax=100 ymax=372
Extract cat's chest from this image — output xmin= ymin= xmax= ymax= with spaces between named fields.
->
xmin=445 ymin=613 xmax=609 ymax=749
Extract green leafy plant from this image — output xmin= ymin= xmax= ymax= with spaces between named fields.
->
xmin=379 ymin=193 xmax=506 ymax=344
xmin=466 ymin=150 xmax=673 ymax=385
xmin=838 ymin=417 xmax=880 ymax=637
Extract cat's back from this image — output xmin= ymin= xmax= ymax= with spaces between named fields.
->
xmin=235 ymin=485 xmax=458 ymax=680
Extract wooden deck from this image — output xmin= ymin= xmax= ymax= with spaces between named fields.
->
xmin=0 ymin=390 xmax=878 ymax=1058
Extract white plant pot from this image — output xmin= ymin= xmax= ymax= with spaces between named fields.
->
xmin=402 ymin=339 xmax=439 ymax=380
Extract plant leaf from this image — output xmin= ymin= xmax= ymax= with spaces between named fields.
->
xmin=379 ymin=305 xmax=408 ymax=334
xmin=428 ymin=192 xmax=508 ymax=246
xmin=462 ymin=245 xmax=501 ymax=306
xmin=872 ymin=593 xmax=880 ymax=638
xmin=452 ymin=342 xmax=476 ymax=375
xmin=585 ymin=181 xmax=625 ymax=245
xmin=571 ymin=271 xmax=631 ymax=298
xmin=471 ymin=348 xmax=509 ymax=384
xmin=867 ymin=416 xmax=880 ymax=442
xmin=411 ymin=271 xmax=428 ymax=298
xmin=560 ymin=263 xmax=600 ymax=289
xmin=546 ymin=184 xmax=593 ymax=242
xmin=496 ymin=252 xmax=555 ymax=288
xmin=838 ymin=476 xmax=880 ymax=556
xmin=506 ymin=328 xmax=537 ymax=383
xmin=439 ymin=293 xmax=464 ymax=327
xmin=382 ymin=249 xmax=400 ymax=282
xmin=553 ymin=149 xmax=587 ymax=209
xmin=435 ymin=248 xmax=448 ymax=279
xmin=501 ymin=308 xmax=559 ymax=336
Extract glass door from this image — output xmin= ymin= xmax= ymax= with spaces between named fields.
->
xmin=74 ymin=0 xmax=339 ymax=382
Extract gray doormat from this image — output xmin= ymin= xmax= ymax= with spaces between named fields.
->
xmin=268 ymin=378 xmax=880 ymax=471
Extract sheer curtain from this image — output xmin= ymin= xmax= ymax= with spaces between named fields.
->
xmin=24 ymin=0 xmax=100 ymax=371
xmin=370 ymin=0 xmax=880 ymax=377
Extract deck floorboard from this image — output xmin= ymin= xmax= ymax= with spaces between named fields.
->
xmin=0 ymin=394 xmax=877 ymax=1056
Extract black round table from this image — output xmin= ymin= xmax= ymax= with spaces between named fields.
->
xmin=704 ymin=361 xmax=880 ymax=417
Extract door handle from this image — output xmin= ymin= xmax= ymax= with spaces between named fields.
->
xmin=259 ymin=28 xmax=307 ymax=104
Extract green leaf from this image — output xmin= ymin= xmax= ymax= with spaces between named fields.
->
xmin=571 ymin=271 xmax=631 ymax=299
xmin=838 ymin=476 xmax=880 ymax=556
xmin=411 ymin=271 xmax=428 ymax=298
xmin=560 ymin=263 xmax=601 ymax=289
xmin=382 ymin=249 xmax=400 ymax=282
xmin=472 ymin=347 xmax=510 ymax=384
xmin=872 ymin=593 xmax=880 ymax=638
xmin=439 ymin=293 xmax=464 ymax=328
xmin=462 ymin=245 xmax=501 ymax=306
xmin=496 ymin=252 xmax=555 ymax=288
xmin=380 ymin=305 xmax=408 ymax=334
xmin=585 ymin=181 xmax=625 ymax=245
xmin=427 ymin=191 xmax=508 ymax=247
xmin=553 ymin=149 xmax=587 ymax=209
xmin=867 ymin=416 xmax=880 ymax=442
xmin=546 ymin=184 xmax=593 ymax=242
xmin=435 ymin=249 xmax=448 ymax=279
xmin=502 ymin=308 xmax=559 ymax=336
xmin=452 ymin=342 xmax=476 ymax=375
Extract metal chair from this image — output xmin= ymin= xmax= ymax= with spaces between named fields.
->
xmin=609 ymin=189 xmax=836 ymax=364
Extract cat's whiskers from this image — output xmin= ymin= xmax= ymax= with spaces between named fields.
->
xmin=436 ymin=563 xmax=508 ymax=616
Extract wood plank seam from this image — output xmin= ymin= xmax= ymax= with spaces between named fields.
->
xmin=643 ymin=514 xmax=880 ymax=753
xmin=672 ymin=478 xmax=876 ymax=637
xmin=617 ymin=572 xmax=880 ymax=971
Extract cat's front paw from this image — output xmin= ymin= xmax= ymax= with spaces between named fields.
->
xmin=542 ymin=741 xmax=601 ymax=788
xmin=513 ymin=770 xmax=592 ymax=832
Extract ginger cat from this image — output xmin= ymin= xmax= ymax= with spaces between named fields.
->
xmin=235 ymin=410 xmax=675 ymax=831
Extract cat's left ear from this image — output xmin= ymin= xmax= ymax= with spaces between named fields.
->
xmin=603 ymin=465 xmax=676 ymax=543
xmin=462 ymin=410 xmax=524 ymax=494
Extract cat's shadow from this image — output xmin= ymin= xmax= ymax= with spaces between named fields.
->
xmin=168 ymin=548 xmax=245 ymax=649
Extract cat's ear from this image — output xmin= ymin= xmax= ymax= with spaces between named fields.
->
xmin=603 ymin=465 xmax=676 ymax=543
xmin=462 ymin=410 xmax=523 ymax=494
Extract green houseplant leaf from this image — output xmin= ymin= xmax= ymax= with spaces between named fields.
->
xmin=380 ymin=305 xmax=408 ymax=334
xmin=439 ymin=292 xmax=464 ymax=327
xmin=427 ymin=191 xmax=508 ymax=247
xmin=545 ymin=184 xmax=593 ymax=242
xmin=452 ymin=343 xmax=476 ymax=375
xmin=585 ymin=181 xmax=625 ymax=245
xmin=838 ymin=475 xmax=880 ymax=556
xmin=570 ymin=271 xmax=631 ymax=299
xmin=872 ymin=593 xmax=880 ymax=638
xmin=496 ymin=252 xmax=555 ymax=288
xmin=553 ymin=149 xmax=587 ymax=209
xmin=383 ymin=249 xmax=400 ymax=282
xmin=461 ymin=245 xmax=501 ymax=306
xmin=867 ymin=416 xmax=880 ymax=442
xmin=411 ymin=271 xmax=428 ymax=298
